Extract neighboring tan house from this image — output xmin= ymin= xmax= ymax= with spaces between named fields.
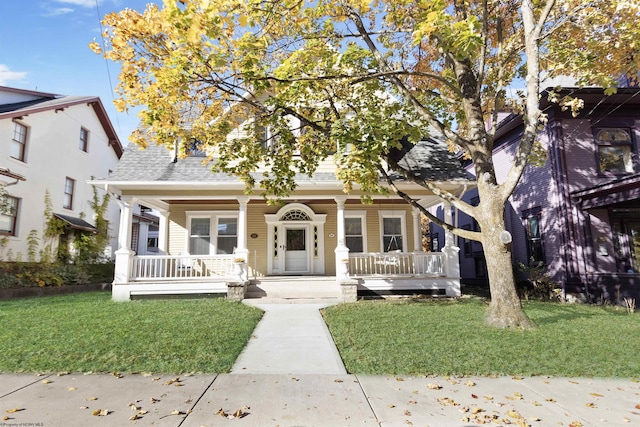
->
xmin=444 ymin=87 xmax=640 ymax=302
xmin=0 ymin=86 xmax=123 ymax=261
xmin=92 ymin=128 xmax=474 ymax=301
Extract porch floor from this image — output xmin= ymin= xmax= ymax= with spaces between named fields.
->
xmin=247 ymin=276 xmax=342 ymax=303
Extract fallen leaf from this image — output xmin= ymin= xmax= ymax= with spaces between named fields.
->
xmin=532 ymin=400 xmax=542 ymax=406
xmin=291 ymin=377 xmax=299 ymax=382
xmin=471 ymin=407 xmax=484 ymax=414
xmin=590 ymin=392 xmax=604 ymax=397
xmin=585 ymin=402 xmax=597 ymax=408
xmin=92 ymin=409 xmax=110 ymax=416
xmin=164 ymin=377 xmax=181 ymax=385
xmin=506 ymin=409 xmax=522 ymax=419
xmin=129 ymin=414 xmax=142 ymax=420
xmin=471 ymin=394 xmax=478 ymax=399
xmin=80 ymin=406 xmax=89 ymax=410
xmin=624 ymin=417 xmax=631 ymax=422
xmin=150 ymin=397 xmax=160 ymax=403
xmin=408 ymin=400 xmax=417 ymax=405
xmin=396 ymin=377 xmax=404 ymax=382
xmin=85 ymin=397 xmax=98 ymax=401
xmin=112 ymin=372 xmax=124 ymax=378
xmin=405 ymin=420 xmax=413 ymax=426
xmin=68 ymin=387 xmax=77 ymax=391
xmin=569 ymin=380 xmax=579 ymax=384
xmin=6 ymin=407 xmax=24 ymax=413
xmin=636 ymin=403 xmax=640 ymax=410
xmin=174 ymin=383 xmax=184 ymax=387
xmin=388 ymin=404 xmax=396 ymax=408
xmin=334 ymin=379 xmax=343 ymax=383
xmin=569 ymin=422 xmax=583 ymax=427
xmin=216 ymin=408 xmax=228 ymax=417
xmin=152 ymin=377 xmax=161 ymax=381
xmin=41 ymin=379 xmax=52 ymax=384
xmin=2 ymin=416 xmax=9 ymax=421
xmin=545 ymin=397 xmax=556 ymax=402
xmin=427 ymin=383 xmax=442 ymax=390
xmin=57 ymin=372 xmax=69 ymax=376
xmin=484 ymin=395 xmax=493 ymax=401
xmin=137 ymin=410 xmax=148 ymax=415
xmin=466 ymin=380 xmax=476 ymax=387
xmin=512 ymin=376 xmax=524 ymax=380
xmin=403 ymin=410 xmax=411 ymax=416
xmin=129 ymin=404 xmax=141 ymax=411
xmin=171 ymin=410 xmax=186 ymax=416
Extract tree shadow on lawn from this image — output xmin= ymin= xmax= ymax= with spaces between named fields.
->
xmin=524 ymin=301 xmax=627 ymax=326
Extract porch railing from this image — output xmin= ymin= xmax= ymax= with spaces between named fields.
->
xmin=131 ymin=254 xmax=236 ymax=281
xmin=348 ymin=252 xmax=446 ymax=277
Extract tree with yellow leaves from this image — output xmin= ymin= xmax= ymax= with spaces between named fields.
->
xmin=93 ymin=0 xmax=639 ymax=328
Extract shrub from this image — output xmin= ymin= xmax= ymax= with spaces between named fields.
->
xmin=0 ymin=262 xmax=114 ymax=289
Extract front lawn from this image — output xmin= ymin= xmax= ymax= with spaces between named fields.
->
xmin=323 ymin=298 xmax=640 ymax=377
xmin=0 ymin=293 xmax=263 ymax=374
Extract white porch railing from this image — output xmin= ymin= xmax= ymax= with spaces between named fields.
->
xmin=348 ymin=252 xmax=446 ymax=277
xmin=131 ymin=254 xmax=237 ymax=281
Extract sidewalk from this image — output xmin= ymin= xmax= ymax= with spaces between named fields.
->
xmin=1 ymin=303 xmax=639 ymax=426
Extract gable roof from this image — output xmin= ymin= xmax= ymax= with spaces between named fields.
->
xmin=0 ymin=86 xmax=124 ymax=158
xmin=105 ymin=134 xmax=473 ymax=188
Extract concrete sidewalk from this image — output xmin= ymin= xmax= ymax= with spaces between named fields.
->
xmin=1 ymin=373 xmax=638 ymax=426
xmin=1 ymin=304 xmax=639 ymax=426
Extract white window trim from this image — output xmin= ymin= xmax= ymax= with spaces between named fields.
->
xmin=345 ymin=210 xmax=367 ymax=253
xmin=185 ymin=210 xmax=239 ymax=255
xmin=378 ymin=210 xmax=407 ymax=252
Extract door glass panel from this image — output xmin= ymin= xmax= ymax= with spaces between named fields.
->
xmin=287 ymin=229 xmax=305 ymax=251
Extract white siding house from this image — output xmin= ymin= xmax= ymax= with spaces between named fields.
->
xmin=0 ymin=86 xmax=123 ymax=261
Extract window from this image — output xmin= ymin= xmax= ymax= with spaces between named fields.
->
xmin=79 ymin=127 xmax=89 ymax=152
xmin=595 ymin=128 xmax=634 ymax=174
xmin=11 ymin=121 xmax=28 ymax=162
xmin=186 ymin=138 xmax=206 ymax=157
xmin=345 ymin=217 xmax=364 ymax=253
xmin=523 ymin=208 xmax=544 ymax=265
xmin=217 ymin=217 xmax=237 ymax=254
xmin=0 ymin=196 xmax=19 ymax=236
xmin=189 ymin=217 xmax=211 ymax=255
xmin=186 ymin=211 xmax=239 ymax=255
xmin=380 ymin=211 xmax=406 ymax=252
xmin=63 ymin=177 xmax=75 ymax=210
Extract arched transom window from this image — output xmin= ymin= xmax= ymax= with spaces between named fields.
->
xmin=280 ymin=209 xmax=311 ymax=221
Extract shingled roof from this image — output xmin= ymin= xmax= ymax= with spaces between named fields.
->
xmin=108 ymin=134 xmax=472 ymax=186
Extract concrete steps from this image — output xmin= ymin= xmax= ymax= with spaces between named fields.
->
xmin=245 ymin=276 xmax=342 ymax=303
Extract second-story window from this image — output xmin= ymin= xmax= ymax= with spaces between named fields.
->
xmin=595 ymin=128 xmax=634 ymax=174
xmin=11 ymin=121 xmax=28 ymax=162
xmin=63 ymin=177 xmax=75 ymax=210
xmin=79 ymin=127 xmax=89 ymax=152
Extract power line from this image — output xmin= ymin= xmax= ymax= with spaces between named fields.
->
xmin=95 ymin=0 xmax=121 ymax=136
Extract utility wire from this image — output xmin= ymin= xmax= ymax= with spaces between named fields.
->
xmin=95 ymin=0 xmax=122 ymax=137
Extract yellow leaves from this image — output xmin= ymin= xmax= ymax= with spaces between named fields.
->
xmin=5 ymin=407 xmax=24 ymax=414
xmin=92 ymin=408 xmax=110 ymax=416
xmin=216 ymin=407 xmax=249 ymax=419
xmin=41 ymin=379 xmax=52 ymax=384
xmin=427 ymin=383 xmax=442 ymax=390
xmin=88 ymin=40 xmax=102 ymax=54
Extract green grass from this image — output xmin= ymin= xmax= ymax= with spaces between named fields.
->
xmin=0 ymin=292 xmax=263 ymax=374
xmin=323 ymin=298 xmax=640 ymax=377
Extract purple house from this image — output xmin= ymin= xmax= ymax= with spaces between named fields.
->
xmin=443 ymin=87 xmax=640 ymax=302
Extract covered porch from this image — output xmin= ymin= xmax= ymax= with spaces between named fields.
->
xmin=110 ymin=193 xmax=462 ymax=301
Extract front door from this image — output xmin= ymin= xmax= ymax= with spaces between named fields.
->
xmin=284 ymin=226 xmax=309 ymax=273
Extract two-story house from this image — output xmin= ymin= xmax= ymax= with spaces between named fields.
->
xmin=91 ymin=122 xmax=474 ymax=301
xmin=0 ymin=86 xmax=123 ymax=261
xmin=448 ymin=87 xmax=640 ymax=303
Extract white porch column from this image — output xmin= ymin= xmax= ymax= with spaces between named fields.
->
xmin=235 ymin=197 xmax=250 ymax=282
xmin=157 ymin=209 xmax=169 ymax=255
xmin=441 ymin=202 xmax=461 ymax=296
xmin=412 ymin=208 xmax=423 ymax=252
xmin=113 ymin=199 xmax=135 ymax=300
xmin=334 ymin=196 xmax=349 ymax=282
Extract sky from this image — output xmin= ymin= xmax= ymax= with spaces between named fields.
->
xmin=0 ymin=0 xmax=161 ymax=146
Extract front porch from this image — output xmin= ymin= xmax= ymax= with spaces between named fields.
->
xmin=111 ymin=249 xmax=460 ymax=301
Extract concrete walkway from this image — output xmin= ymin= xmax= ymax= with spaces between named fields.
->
xmin=231 ymin=303 xmax=346 ymax=374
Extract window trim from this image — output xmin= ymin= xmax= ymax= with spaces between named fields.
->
xmin=11 ymin=120 xmax=28 ymax=162
xmin=344 ymin=210 xmax=367 ymax=253
xmin=79 ymin=127 xmax=89 ymax=152
xmin=594 ymin=127 xmax=635 ymax=175
xmin=63 ymin=177 xmax=75 ymax=210
xmin=185 ymin=211 xmax=240 ymax=255
xmin=522 ymin=207 xmax=545 ymax=265
xmin=378 ymin=210 xmax=407 ymax=252
xmin=0 ymin=195 xmax=20 ymax=236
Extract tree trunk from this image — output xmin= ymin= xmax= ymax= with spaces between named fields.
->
xmin=477 ymin=185 xmax=536 ymax=329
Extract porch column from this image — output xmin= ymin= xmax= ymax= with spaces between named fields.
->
xmin=412 ymin=208 xmax=423 ymax=252
xmin=235 ymin=197 xmax=250 ymax=282
xmin=441 ymin=202 xmax=461 ymax=296
xmin=157 ymin=209 xmax=169 ymax=255
xmin=334 ymin=196 xmax=349 ymax=281
xmin=113 ymin=199 xmax=135 ymax=300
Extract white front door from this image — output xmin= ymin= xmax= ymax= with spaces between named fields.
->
xmin=284 ymin=226 xmax=309 ymax=273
